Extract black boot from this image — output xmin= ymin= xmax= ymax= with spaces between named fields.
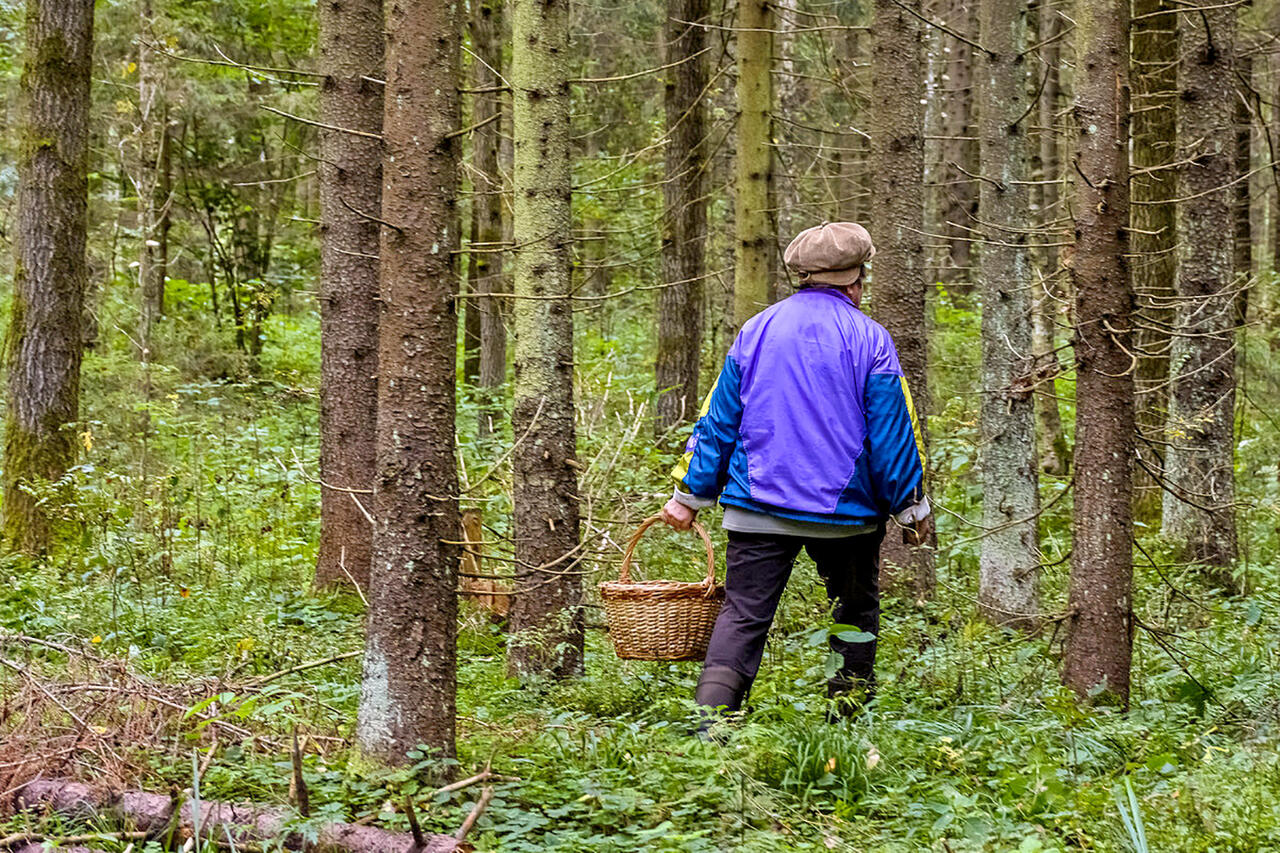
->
xmin=693 ymin=665 xmax=751 ymax=740
xmin=826 ymin=670 xmax=875 ymax=721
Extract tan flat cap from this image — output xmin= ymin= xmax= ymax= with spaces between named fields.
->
xmin=783 ymin=222 xmax=876 ymax=287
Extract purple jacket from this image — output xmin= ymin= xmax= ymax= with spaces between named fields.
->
xmin=671 ymin=287 xmax=926 ymax=526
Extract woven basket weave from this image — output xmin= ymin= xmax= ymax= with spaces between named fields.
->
xmin=599 ymin=514 xmax=724 ymax=661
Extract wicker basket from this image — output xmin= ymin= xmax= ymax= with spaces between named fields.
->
xmin=599 ymin=514 xmax=725 ymax=661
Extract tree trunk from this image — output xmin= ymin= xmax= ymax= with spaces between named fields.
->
xmin=1130 ymin=0 xmax=1177 ymax=524
xmin=354 ymin=0 xmax=461 ymax=764
xmin=935 ymin=0 xmax=980 ymax=288
xmin=136 ymin=0 xmax=165 ymax=353
xmin=1161 ymin=0 xmax=1238 ymax=573
xmin=507 ymin=0 xmax=584 ymax=679
xmin=1032 ymin=0 xmax=1069 ymax=477
xmin=870 ymin=0 xmax=934 ymax=600
xmin=1061 ymin=0 xmax=1134 ymax=705
xmin=472 ymin=0 xmax=507 ymax=438
xmin=835 ymin=11 xmax=869 ymax=223
xmin=3 ymin=0 xmax=94 ymax=554
xmin=977 ymin=0 xmax=1039 ymax=629
xmin=314 ymin=0 xmax=383 ymax=590
xmin=733 ymin=0 xmax=774 ymax=327
xmin=654 ymin=0 xmax=709 ymax=435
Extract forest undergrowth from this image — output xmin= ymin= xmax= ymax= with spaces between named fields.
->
xmin=4 ymin=282 xmax=1280 ymax=851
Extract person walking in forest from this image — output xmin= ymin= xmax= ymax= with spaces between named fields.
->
xmin=662 ymin=222 xmax=933 ymax=731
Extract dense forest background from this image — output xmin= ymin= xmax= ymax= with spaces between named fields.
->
xmin=1 ymin=0 xmax=1280 ymax=849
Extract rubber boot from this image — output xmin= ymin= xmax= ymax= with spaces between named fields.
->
xmin=826 ymin=669 xmax=875 ymax=722
xmin=693 ymin=665 xmax=751 ymax=741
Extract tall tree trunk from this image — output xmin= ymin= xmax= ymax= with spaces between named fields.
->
xmin=314 ymin=0 xmax=383 ymax=589
xmin=507 ymin=0 xmax=584 ymax=679
xmin=1062 ymin=0 xmax=1134 ymax=704
xmin=3 ymin=0 xmax=94 ymax=553
xmin=1130 ymin=0 xmax=1178 ymax=524
xmin=935 ymin=0 xmax=980 ymax=288
xmin=977 ymin=0 xmax=1039 ymax=629
xmin=654 ymin=0 xmax=709 ymax=435
xmin=354 ymin=0 xmax=461 ymax=764
xmin=1032 ymin=0 xmax=1069 ymax=477
xmin=1161 ymin=0 xmax=1238 ymax=573
xmin=472 ymin=0 xmax=507 ymax=437
xmin=733 ymin=0 xmax=774 ymax=326
xmin=870 ymin=0 xmax=934 ymax=599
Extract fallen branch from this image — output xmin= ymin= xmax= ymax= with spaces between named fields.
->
xmin=12 ymin=780 xmax=463 ymax=853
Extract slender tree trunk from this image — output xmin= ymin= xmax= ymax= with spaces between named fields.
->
xmin=314 ymin=0 xmax=383 ymax=589
xmin=1033 ymin=0 xmax=1069 ymax=477
xmin=3 ymin=0 xmax=94 ymax=553
xmin=1062 ymin=0 xmax=1134 ymax=704
xmin=472 ymin=0 xmax=507 ymax=437
xmin=870 ymin=0 xmax=934 ymax=599
xmin=507 ymin=0 xmax=584 ymax=679
xmin=935 ymin=0 xmax=980 ymax=288
xmin=977 ymin=0 xmax=1039 ymax=629
xmin=733 ymin=0 xmax=774 ymax=326
xmin=835 ymin=10 xmax=869 ymax=223
xmin=354 ymin=0 xmax=461 ymax=764
xmin=774 ymin=0 xmax=801 ymax=283
xmin=655 ymin=0 xmax=709 ymax=435
xmin=1130 ymin=0 xmax=1177 ymax=524
xmin=1161 ymin=0 xmax=1238 ymax=573
xmin=137 ymin=0 xmax=165 ymax=353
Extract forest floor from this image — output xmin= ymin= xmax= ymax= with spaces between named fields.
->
xmin=4 ymin=286 xmax=1280 ymax=851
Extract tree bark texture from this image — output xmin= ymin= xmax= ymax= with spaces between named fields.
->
xmin=314 ymin=0 xmax=384 ymax=589
xmin=1130 ymin=0 xmax=1177 ymax=524
xmin=471 ymin=0 xmax=508 ymax=437
xmin=977 ymin=0 xmax=1040 ymax=629
xmin=733 ymin=0 xmax=774 ymax=327
xmin=354 ymin=0 xmax=462 ymax=764
xmin=1161 ymin=1 xmax=1238 ymax=571
xmin=1061 ymin=0 xmax=1134 ymax=705
xmin=654 ymin=0 xmax=709 ymax=435
xmin=870 ymin=0 xmax=934 ymax=599
xmin=3 ymin=0 xmax=95 ymax=553
xmin=508 ymin=0 xmax=584 ymax=678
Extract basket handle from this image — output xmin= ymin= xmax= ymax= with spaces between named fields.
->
xmin=618 ymin=513 xmax=717 ymax=593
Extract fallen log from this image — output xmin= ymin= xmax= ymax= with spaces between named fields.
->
xmin=12 ymin=779 xmax=464 ymax=853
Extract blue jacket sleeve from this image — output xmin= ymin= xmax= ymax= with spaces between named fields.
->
xmin=863 ymin=335 xmax=926 ymax=517
xmin=670 ymin=353 xmax=744 ymax=502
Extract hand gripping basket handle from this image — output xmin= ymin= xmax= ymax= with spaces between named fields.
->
xmin=618 ymin=514 xmax=717 ymax=592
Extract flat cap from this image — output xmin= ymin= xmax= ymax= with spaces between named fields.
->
xmin=783 ymin=222 xmax=876 ymax=287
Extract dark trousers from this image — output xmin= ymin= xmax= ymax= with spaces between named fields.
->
xmin=702 ymin=524 xmax=886 ymax=685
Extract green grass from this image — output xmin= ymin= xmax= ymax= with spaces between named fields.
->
xmin=5 ymin=285 xmax=1280 ymax=851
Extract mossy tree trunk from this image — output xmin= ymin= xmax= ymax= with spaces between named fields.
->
xmin=354 ymin=0 xmax=462 ymax=764
xmin=977 ymin=0 xmax=1040 ymax=629
xmin=733 ymin=0 xmax=774 ymax=327
xmin=1062 ymin=0 xmax=1135 ymax=705
xmin=507 ymin=0 xmax=584 ymax=679
xmin=1161 ymin=0 xmax=1238 ymax=574
xmin=314 ymin=0 xmax=383 ymax=589
xmin=870 ymin=0 xmax=933 ymax=600
xmin=3 ymin=0 xmax=95 ymax=554
xmin=654 ymin=0 xmax=709 ymax=435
